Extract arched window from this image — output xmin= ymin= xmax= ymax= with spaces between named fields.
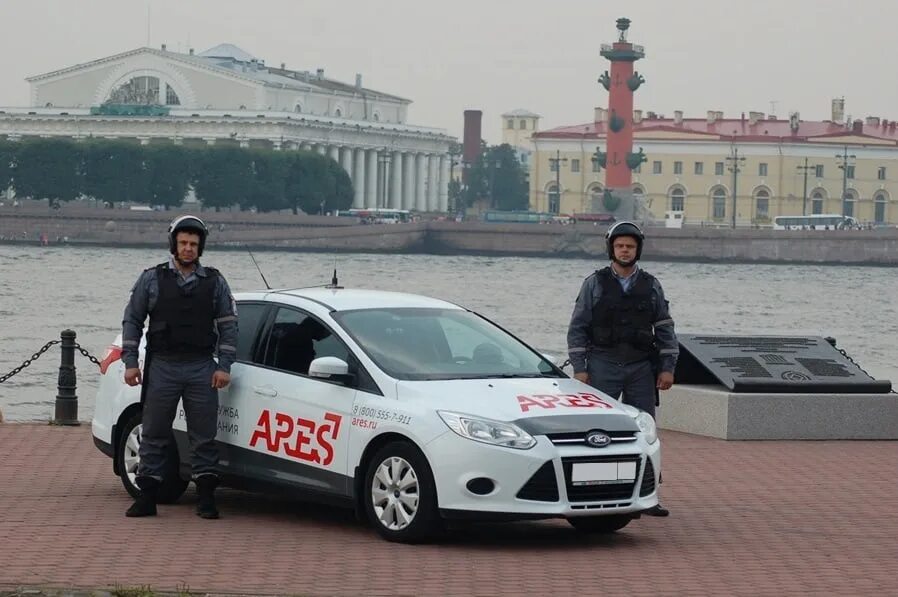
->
xmin=874 ymin=192 xmax=888 ymax=223
xmin=811 ymin=190 xmax=825 ymax=215
xmin=669 ymin=187 xmax=685 ymax=212
xmin=587 ymin=184 xmax=603 ymax=211
xmin=712 ymin=187 xmax=727 ymax=219
xmin=373 ymin=112 xmax=380 ymax=122
xmin=754 ymin=188 xmax=770 ymax=220
xmin=165 ymin=84 xmax=180 ymax=105
xmin=334 ymin=108 xmax=342 ymax=118
xmin=108 ymin=76 xmax=160 ymax=105
xmin=547 ymin=183 xmax=561 ymax=214
xmin=294 ymin=103 xmax=303 ymax=113
xmin=842 ymin=189 xmax=858 ymax=218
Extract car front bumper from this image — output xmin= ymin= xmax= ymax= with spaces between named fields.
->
xmin=427 ymin=431 xmax=660 ymax=520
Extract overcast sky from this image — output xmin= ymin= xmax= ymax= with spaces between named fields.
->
xmin=0 ymin=0 xmax=894 ymax=143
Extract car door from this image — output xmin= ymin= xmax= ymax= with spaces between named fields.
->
xmin=241 ymin=305 xmax=361 ymax=499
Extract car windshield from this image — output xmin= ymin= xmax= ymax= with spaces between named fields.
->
xmin=334 ymin=308 xmax=563 ymax=381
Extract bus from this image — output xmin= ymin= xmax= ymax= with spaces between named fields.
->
xmin=482 ymin=210 xmax=556 ymax=224
xmin=772 ymin=214 xmax=859 ymax=230
xmin=336 ymin=208 xmax=412 ymax=224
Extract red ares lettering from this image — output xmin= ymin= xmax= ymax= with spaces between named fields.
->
xmin=517 ymin=393 xmax=615 ymax=412
xmin=249 ymin=410 xmax=343 ymax=466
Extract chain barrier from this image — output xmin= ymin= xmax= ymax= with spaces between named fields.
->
xmin=835 ymin=346 xmax=897 ymax=394
xmin=0 ymin=339 xmax=101 ymax=384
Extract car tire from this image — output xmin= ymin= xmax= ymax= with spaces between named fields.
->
xmin=568 ymin=514 xmax=632 ymax=534
xmin=117 ymin=411 xmax=189 ymax=504
xmin=363 ymin=441 xmax=441 ymax=543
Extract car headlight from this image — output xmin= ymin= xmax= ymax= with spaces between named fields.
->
xmin=438 ymin=411 xmax=536 ymax=450
xmin=634 ymin=411 xmax=658 ymax=444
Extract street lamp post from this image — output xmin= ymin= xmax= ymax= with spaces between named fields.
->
xmin=796 ymin=158 xmax=816 ymax=216
xmin=548 ymin=149 xmax=568 ymax=214
xmin=835 ymin=145 xmax=856 ymax=217
xmin=726 ymin=146 xmax=746 ymax=229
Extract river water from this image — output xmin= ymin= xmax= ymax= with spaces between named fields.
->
xmin=1 ymin=245 xmax=895 ymax=421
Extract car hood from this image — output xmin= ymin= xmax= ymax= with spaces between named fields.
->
xmin=396 ymin=377 xmax=641 ymax=433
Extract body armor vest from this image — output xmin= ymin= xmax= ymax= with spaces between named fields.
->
xmin=590 ymin=267 xmax=656 ymax=363
xmin=147 ymin=263 xmax=219 ymax=359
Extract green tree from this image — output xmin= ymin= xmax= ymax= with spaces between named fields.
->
xmin=13 ymin=138 xmax=82 ymax=204
xmin=82 ymin=140 xmax=150 ymax=206
xmin=325 ymin=158 xmax=353 ymax=213
xmin=462 ymin=143 xmax=528 ymax=211
xmin=146 ymin=145 xmax=191 ymax=209
xmin=486 ymin=144 xmax=529 ymax=211
xmin=191 ymin=146 xmax=253 ymax=211
xmin=247 ymin=150 xmax=289 ymax=212
xmin=0 ymin=139 xmax=14 ymax=191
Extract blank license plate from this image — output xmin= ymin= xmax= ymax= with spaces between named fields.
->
xmin=572 ymin=462 xmax=637 ymax=486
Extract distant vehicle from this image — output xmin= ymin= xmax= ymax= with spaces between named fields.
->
xmin=336 ymin=208 xmax=411 ymax=224
xmin=571 ymin=213 xmax=616 ymax=225
xmin=482 ymin=211 xmax=556 ymax=224
xmin=773 ymin=214 xmax=859 ymax=230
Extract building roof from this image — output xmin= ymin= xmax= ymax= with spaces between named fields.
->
xmin=198 ymin=43 xmax=257 ymax=62
xmin=502 ymin=108 xmax=541 ymax=118
xmin=26 ymin=45 xmax=409 ymax=104
xmin=534 ymin=115 xmax=898 ymax=145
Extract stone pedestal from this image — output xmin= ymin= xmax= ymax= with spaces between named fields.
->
xmin=657 ymin=384 xmax=898 ymax=440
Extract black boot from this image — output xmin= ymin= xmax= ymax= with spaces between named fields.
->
xmin=126 ymin=477 xmax=159 ymax=517
xmin=195 ymin=475 xmax=220 ymax=519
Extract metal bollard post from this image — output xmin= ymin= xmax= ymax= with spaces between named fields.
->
xmin=53 ymin=329 xmax=80 ymax=426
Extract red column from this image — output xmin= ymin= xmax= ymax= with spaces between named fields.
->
xmin=606 ymin=43 xmax=636 ymax=189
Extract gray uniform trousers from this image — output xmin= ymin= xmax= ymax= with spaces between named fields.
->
xmin=138 ymin=356 xmax=219 ymax=480
xmin=586 ymin=354 xmax=657 ymax=418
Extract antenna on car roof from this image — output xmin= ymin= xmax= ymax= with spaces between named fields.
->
xmin=247 ymin=249 xmax=271 ymax=290
xmin=324 ymin=256 xmax=343 ymax=289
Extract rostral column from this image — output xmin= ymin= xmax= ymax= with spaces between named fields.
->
xmin=596 ymin=18 xmax=646 ymax=216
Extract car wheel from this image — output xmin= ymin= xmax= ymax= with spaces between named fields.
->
xmin=363 ymin=441 xmax=441 ymax=543
xmin=568 ymin=514 xmax=632 ymax=534
xmin=117 ymin=411 xmax=189 ymax=504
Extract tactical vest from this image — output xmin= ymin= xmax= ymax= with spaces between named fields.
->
xmin=147 ymin=263 xmax=219 ymax=359
xmin=590 ymin=267 xmax=656 ymax=363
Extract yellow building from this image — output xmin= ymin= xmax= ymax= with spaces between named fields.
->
xmin=528 ymin=104 xmax=897 ymax=226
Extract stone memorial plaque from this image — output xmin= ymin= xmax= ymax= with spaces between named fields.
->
xmin=675 ymin=335 xmax=892 ymax=393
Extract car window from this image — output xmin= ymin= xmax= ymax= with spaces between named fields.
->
xmin=234 ymin=302 xmax=268 ymax=362
xmin=335 ymin=308 xmax=561 ymax=381
xmin=261 ymin=307 xmax=350 ymax=375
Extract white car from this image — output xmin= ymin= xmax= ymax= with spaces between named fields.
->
xmin=91 ymin=286 xmax=661 ymax=542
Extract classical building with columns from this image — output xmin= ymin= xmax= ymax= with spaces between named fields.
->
xmin=0 ymin=43 xmax=454 ymax=212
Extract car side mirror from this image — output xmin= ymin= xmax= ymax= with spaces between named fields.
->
xmin=308 ymin=356 xmax=354 ymax=384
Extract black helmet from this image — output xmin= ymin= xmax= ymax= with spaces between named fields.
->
xmin=168 ymin=215 xmax=209 ymax=256
xmin=605 ymin=220 xmax=644 ymax=261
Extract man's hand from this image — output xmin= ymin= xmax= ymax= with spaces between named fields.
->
xmin=211 ymin=370 xmax=231 ymax=389
xmin=656 ymin=371 xmax=674 ymax=391
xmin=574 ymin=372 xmax=590 ymax=384
xmin=124 ymin=367 xmax=142 ymax=386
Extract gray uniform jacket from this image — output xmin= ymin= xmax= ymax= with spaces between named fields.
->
xmin=121 ymin=257 xmax=238 ymax=373
xmin=567 ymin=266 xmax=679 ymax=375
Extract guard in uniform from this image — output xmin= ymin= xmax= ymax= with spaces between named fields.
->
xmin=566 ymin=221 xmax=678 ymax=516
xmin=121 ymin=215 xmax=238 ymax=519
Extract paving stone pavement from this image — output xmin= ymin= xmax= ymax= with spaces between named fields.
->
xmin=1 ymin=424 xmax=896 ymax=596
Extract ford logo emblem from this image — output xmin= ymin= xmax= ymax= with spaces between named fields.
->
xmin=585 ymin=430 xmax=612 ymax=448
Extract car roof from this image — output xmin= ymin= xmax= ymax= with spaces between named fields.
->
xmin=234 ymin=287 xmax=465 ymax=312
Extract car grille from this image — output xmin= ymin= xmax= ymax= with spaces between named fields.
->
xmin=639 ymin=457 xmax=656 ymax=497
xmin=546 ymin=430 xmax=637 ymax=446
xmin=515 ymin=461 xmax=559 ymax=502
xmin=562 ymin=455 xmax=641 ymax=502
